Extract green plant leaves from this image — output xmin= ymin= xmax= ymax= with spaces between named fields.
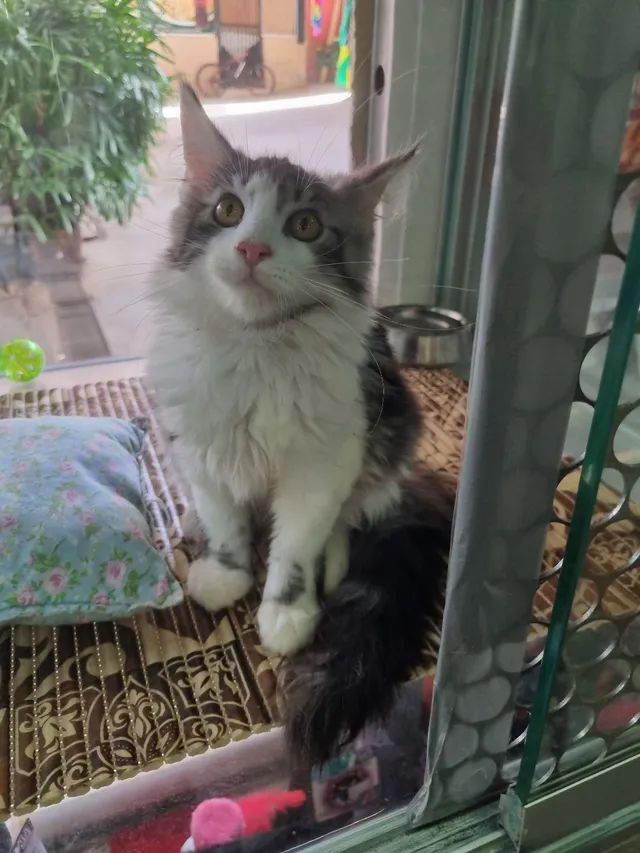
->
xmin=0 ymin=0 xmax=170 ymax=239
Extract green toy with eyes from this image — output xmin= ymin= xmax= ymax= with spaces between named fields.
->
xmin=0 ymin=339 xmax=45 ymax=383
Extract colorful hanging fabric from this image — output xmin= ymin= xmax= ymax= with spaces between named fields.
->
xmin=336 ymin=0 xmax=353 ymax=88
xmin=311 ymin=0 xmax=323 ymax=39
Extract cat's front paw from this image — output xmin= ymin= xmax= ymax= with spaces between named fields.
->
xmin=187 ymin=555 xmax=253 ymax=612
xmin=257 ymin=599 xmax=320 ymax=656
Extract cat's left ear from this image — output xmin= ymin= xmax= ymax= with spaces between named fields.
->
xmin=180 ymin=82 xmax=234 ymax=187
xmin=334 ymin=144 xmax=420 ymax=212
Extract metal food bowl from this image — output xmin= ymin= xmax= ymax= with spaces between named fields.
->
xmin=379 ymin=304 xmax=472 ymax=368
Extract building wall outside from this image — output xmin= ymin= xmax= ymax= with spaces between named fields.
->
xmin=261 ymin=0 xmax=297 ymax=34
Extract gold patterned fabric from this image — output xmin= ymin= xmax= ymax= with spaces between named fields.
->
xmin=0 ymin=370 xmax=467 ymax=819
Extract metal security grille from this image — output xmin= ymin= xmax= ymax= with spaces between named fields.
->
xmin=217 ymin=0 xmax=261 ymax=56
xmin=508 ymin=199 xmax=640 ymax=799
xmin=413 ymin=1 xmax=640 ymax=830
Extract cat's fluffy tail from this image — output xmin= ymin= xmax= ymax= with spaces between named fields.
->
xmin=284 ymin=468 xmax=453 ymax=765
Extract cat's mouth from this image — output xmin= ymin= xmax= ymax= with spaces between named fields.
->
xmin=229 ymin=267 xmax=270 ymax=290
xmin=242 ymin=270 xmax=262 ymax=286
xmin=215 ymin=262 xmax=286 ymax=321
xmin=220 ymin=268 xmax=282 ymax=320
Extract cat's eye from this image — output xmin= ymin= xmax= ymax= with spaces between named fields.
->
xmin=287 ymin=209 xmax=323 ymax=242
xmin=214 ymin=193 xmax=244 ymax=227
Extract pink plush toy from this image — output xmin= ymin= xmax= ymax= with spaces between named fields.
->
xmin=181 ymin=789 xmax=306 ymax=851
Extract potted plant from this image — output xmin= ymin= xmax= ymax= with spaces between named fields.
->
xmin=0 ymin=0 xmax=169 ymax=260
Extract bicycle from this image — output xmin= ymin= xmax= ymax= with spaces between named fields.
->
xmin=196 ymin=41 xmax=276 ymax=99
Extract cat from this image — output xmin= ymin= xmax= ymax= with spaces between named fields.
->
xmin=149 ymin=84 xmax=452 ymax=760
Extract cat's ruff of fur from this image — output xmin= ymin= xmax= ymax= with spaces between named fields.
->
xmin=149 ymin=84 xmax=451 ymax=753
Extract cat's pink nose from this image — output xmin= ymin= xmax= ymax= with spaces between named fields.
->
xmin=236 ymin=240 xmax=272 ymax=267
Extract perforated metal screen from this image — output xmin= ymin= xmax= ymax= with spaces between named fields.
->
xmin=510 ymin=189 xmax=640 ymax=797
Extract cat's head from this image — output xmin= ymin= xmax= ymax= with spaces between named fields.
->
xmin=165 ymin=84 xmax=416 ymax=327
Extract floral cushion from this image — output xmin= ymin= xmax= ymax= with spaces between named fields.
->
xmin=0 ymin=416 xmax=183 ymax=625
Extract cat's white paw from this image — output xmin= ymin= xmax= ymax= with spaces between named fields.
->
xmin=257 ymin=599 xmax=320 ymax=656
xmin=187 ymin=556 xmax=253 ymax=611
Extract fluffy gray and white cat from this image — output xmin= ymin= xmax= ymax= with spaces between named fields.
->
xmin=149 ymin=85 xmax=451 ymax=760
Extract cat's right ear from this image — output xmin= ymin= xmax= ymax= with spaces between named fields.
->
xmin=180 ymin=83 xmax=234 ymax=187
xmin=333 ymin=144 xmax=420 ymax=214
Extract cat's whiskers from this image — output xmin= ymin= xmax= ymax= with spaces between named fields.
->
xmin=299 ymin=278 xmax=383 ymax=329
xmin=94 ymin=261 xmax=156 ymax=273
xmin=310 ymin=63 xmax=429 ymax=175
xmin=93 ymin=270 xmax=152 ymax=285
xmin=302 ymin=122 xmax=328 ymax=190
xmin=300 ymin=274 xmax=477 ymax=336
xmin=317 ymin=232 xmax=351 ymax=257
xmin=115 ymin=292 xmax=154 ymax=314
xmin=234 ymin=148 xmax=248 ymax=184
xmin=131 ymin=220 xmax=170 ymax=240
xmin=306 ymin=46 xmax=374 ymax=175
xmin=137 ymin=213 xmax=171 ymax=232
xmin=308 ymin=263 xmax=482 ymax=296
xmin=302 ymin=278 xmax=363 ymax=301
xmin=133 ymin=308 xmax=156 ymax=334
xmin=309 ymin=282 xmax=446 ymax=335
xmin=311 ymin=257 xmax=408 ymax=268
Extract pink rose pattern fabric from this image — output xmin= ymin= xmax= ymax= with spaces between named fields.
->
xmin=0 ymin=416 xmax=182 ymax=625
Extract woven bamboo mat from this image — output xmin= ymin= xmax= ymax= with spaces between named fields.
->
xmin=0 ymin=369 xmax=468 ymax=819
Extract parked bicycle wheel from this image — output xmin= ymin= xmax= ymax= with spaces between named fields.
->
xmin=248 ymin=65 xmax=276 ymax=97
xmin=196 ymin=63 xmax=223 ymax=99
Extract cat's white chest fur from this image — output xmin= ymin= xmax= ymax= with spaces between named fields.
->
xmin=150 ymin=309 xmax=369 ymax=502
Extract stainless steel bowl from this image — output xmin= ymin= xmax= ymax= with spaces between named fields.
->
xmin=378 ymin=304 xmax=472 ymax=368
